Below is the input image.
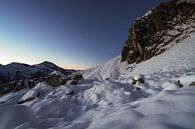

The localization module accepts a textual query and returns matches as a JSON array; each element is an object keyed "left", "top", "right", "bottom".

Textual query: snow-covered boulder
[
  {"left": 69, "top": 72, "right": 83, "bottom": 81},
  {"left": 46, "top": 71, "right": 65, "bottom": 87},
  {"left": 18, "top": 89, "right": 40, "bottom": 104},
  {"left": 132, "top": 75, "right": 145, "bottom": 85},
  {"left": 67, "top": 80, "right": 78, "bottom": 85},
  {"left": 163, "top": 84, "right": 180, "bottom": 91},
  {"left": 178, "top": 75, "right": 195, "bottom": 86},
  {"left": 174, "top": 80, "right": 183, "bottom": 88}
]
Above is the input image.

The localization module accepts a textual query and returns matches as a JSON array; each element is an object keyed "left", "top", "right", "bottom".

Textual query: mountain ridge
[{"left": 0, "top": 61, "right": 76, "bottom": 85}]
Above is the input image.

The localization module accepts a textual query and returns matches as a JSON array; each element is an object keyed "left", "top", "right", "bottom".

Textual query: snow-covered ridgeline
[{"left": 84, "top": 33, "right": 195, "bottom": 80}]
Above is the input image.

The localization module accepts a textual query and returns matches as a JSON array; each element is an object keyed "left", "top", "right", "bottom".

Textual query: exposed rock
[
  {"left": 68, "top": 72, "right": 83, "bottom": 81},
  {"left": 189, "top": 81, "right": 195, "bottom": 86},
  {"left": 17, "top": 97, "right": 36, "bottom": 104},
  {"left": 0, "top": 80, "right": 32, "bottom": 95},
  {"left": 136, "top": 87, "right": 141, "bottom": 91},
  {"left": 132, "top": 75, "right": 145, "bottom": 85},
  {"left": 175, "top": 80, "right": 184, "bottom": 88},
  {"left": 47, "top": 74, "right": 63, "bottom": 87},
  {"left": 47, "top": 70, "right": 69, "bottom": 87},
  {"left": 17, "top": 89, "right": 40, "bottom": 104},
  {"left": 67, "top": 80, "right": 78, "bottom": 85},
  {"left": 0, "top": 77, "right": 46, "bottom": 96},
  {"left": 105, "top": 78, "right": 110, "bottom": 80},
  {"left": 65, "top": 90, "right": 74, "bottom": 95},
  {"left": 31, "top": 77, "right": 47, "bottom": 87},
  {"left": 62, "top": 77, "right": 71, "bottom": 85},
  {"left": 121, "top": 0, "right": 195, "bottom": 64},
  {"left": 0, "top": 61, "right": 76, "bottom": 85}
]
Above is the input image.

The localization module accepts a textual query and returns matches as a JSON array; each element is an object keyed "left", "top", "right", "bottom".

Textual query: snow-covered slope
[
  {"left": 0, "top": 1, "right": 195, "bottom": 128},
  {"left": 84, "top": 33, "right": 195, "bottom": 80},
  {"left": 83, "top": 56, "right": 127, "bottom": 80},
  {"left": 180, "top": 0, "right": 195, "bottom": 3},
  {"left": 0, "top": 66, "right": 194, "bottom": 129},
  {"left": 0, "top": 33, "right": 194, "bottom": 128}
]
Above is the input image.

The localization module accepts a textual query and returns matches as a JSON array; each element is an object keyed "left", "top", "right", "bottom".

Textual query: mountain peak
[
  {"left": 40, "top": 61, "right": 55, "bottom": 65},
  {"left": 38, "top": 61, "right": 58, "bottom": 67}
]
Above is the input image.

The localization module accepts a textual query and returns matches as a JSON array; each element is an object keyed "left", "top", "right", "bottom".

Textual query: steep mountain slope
[
  {"left": 84, "top": 0, "right": 195, "bottom": 80},
  {"left": 121, "top": 0, "right": 195, "bottom": 64},
  {"left": 0, "top": 61, "right": 76, "bottom": 85},
  {"left": 84, "top": 33, "right": 195, "bottom": 80},
  {"left": 0, "top": 50, "right": 194, "bottom": 129}
]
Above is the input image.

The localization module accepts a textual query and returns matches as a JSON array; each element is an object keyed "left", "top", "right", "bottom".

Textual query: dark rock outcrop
[
  {"left": 0, "top": 77, "right": 47, "bottom": 96},
  {"left": 0, "top": 61, "right": 76, "bottom": 85},
  {"left": 174, "top": 80, "right": 184, "bottom": 88},
  {"left": 0, "top": 61, "right": 76, "bottom": 95},
  {"left": 189, "top": 81, "right": 195, "bottom": 86},
  {"left": 0, "top": 80, "right": 28, "bottom": 95},
  {"left": 121, "top": 0, "right": 195, "bottom": 64},
  {"left": 46, "top": 71, "right": 64, "bottom": 87},
  {"left": 47, "top": 74, "right": 63, "bottom": 86},
  {"left": 17, "top": 89, "right": 40, "bottom": 104},
  {"left": 67, "top": 80, "right": 78, "bottom": 85},
  {"left": 68, "top": 72, "right": 83, "bottom": 81}
]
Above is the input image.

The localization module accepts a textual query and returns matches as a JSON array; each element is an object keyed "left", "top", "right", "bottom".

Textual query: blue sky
[{"left": 0, "top": 0, "right": 165, "bottom": 69}]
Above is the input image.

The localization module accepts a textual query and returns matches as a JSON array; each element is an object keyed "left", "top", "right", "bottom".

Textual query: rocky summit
[{"left": 121, "top": 0, "right": 195, "bottom": 64}]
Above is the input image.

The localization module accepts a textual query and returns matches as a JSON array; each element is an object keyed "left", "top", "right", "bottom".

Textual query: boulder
[
  {"left": 65, "top": 90, "right": 74, "bottom": 95},
  {"left": 46, "top": 71, "right": 65, "bottom": 87},
  {"left": 47, "top": 74, "right": 63, "bottom": 87},
  {"left": 67, "top": 80, "right": 78, "bottom": 85},
  {"left": 17, "top": 89, "right": 40, "bottom": 104},
  {"left": 136, "top": 87, "right": 141, "bottom": 91},
  {"left": 189, "top": 82, "right": 195, "bottom": 86},
  {"left": 68, "top": 72, "right": 83, "bottom": 81},
  {"left": 62, "top": 77, "right": 71, "bottom": 84},
  {"left": 175, "top": 80, "right": 184, "bottom": 88},
  {"left": 132, "top": 75, "right": 145, "bottom": 85},
  {"left": 31, "top": 77, "right": 47, "bottom": 88}
]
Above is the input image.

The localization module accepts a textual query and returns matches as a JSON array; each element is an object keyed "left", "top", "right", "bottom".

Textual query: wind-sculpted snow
[
  {"left": 0, "top": 67, "right": 195, "bottom": 129},
  {"left": 0, "top": 35, "right": 195, "bottom": 129},
  {"left": 0, "top": 22, "right": 195, "bottom": 129}
]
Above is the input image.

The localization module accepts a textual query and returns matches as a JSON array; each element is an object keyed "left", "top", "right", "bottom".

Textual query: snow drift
[{"left": 0, "top": 33, "right": 194, "bottom": 129}]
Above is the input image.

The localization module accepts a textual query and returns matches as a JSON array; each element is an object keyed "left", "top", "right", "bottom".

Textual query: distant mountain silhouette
[{"left": 0, "top": 61, "right": 76, "bottom": 85}]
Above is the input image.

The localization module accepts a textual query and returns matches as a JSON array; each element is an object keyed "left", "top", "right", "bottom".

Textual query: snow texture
[{"left": 0, "top": 35, "right": 195, "bottom": 128}]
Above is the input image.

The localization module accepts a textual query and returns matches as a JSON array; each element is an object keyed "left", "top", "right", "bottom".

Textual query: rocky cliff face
[{"left": 121, "top": 0, "right": 195, "bottom": 64}]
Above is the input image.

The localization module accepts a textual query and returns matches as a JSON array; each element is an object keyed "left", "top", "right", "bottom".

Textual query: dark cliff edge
[{"left": 121, "top": 0, "right": 195, "bottom": 64}]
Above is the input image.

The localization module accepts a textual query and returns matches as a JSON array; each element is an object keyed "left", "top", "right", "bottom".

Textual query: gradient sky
[{"left": 0, "top": 0, "right": 165, "bottom": 69}]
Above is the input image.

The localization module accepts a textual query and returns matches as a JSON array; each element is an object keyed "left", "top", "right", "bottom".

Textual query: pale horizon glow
[
  {"left": 0, "top": 0, "right": 165, "bottom": 70},
  {"left": 0, "top": 58, "right": 89, "bottom": 70},
  {"left": 0, "top": 40, "right": 91, "bottom": 70}
]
